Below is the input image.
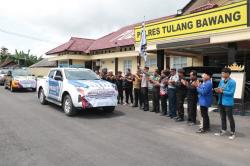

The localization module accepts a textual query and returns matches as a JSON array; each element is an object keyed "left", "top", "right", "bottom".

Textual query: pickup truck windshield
[
  {"left": 65, "top": 69, "right": 100, "bottom": 80},
  {"left": 12, "top": 69, "right": 31, "bottom": 76}
]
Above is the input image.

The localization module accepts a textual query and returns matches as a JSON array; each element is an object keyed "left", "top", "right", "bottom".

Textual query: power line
[{"left": 0, "top": 28, "right": 59, "bottom": 44}]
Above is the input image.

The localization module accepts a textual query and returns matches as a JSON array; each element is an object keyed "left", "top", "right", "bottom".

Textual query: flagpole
[{"left": 139, "top": 16, "right": 148, "bottom": 67}]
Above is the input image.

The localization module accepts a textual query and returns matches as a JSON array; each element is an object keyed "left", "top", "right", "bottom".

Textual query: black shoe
[
  {"left": 132, "top": 105, "right": 138, "bottom": 107},
  {"left": 155, "top": 111, "right": 160, "bottom": 114},
  {"left": 196, "top": 128, "right": 207, "bottom": 134},
  {"left": 173, "top": 117, "right": 178, "bottom": 120},
  {"left": 150, "top": 110, "right": 155, "bottom": 112},
  {"left": 143, "top": 109, "right": 149, "bottom": 111}
]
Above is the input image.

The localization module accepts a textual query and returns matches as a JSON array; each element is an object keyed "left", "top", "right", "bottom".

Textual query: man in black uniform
[
  {"left": 124, "top": 68, "right": 133, "bottom": 105},
  {"left": 185, "top": 70, "right": 199, "bottom": 125},
  {"left": 115, "top": 71, "right": 124, "bottom": 104},
  {"left": 175, "top": 69, "right": 187, "bottom": 122}
]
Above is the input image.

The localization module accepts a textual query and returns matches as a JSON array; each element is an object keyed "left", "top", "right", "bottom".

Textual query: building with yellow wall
[{"left": 46, "top": 0, "right": 250, "bottom": 78}]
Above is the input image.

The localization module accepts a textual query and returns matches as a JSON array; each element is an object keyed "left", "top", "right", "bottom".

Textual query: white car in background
[
  {"left": 37, "top": 68, "right": 118, "bottom": 116},
  {"left": 0, "top": 69, "right": 8, "bottom": 85}
]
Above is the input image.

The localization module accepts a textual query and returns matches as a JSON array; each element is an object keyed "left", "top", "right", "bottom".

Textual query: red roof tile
[
  {"left": 46, "top": 37, "right": 95, "bottom": 55},
  {"left": 87, "top": 15, "right": 176, "bottom": 51}
]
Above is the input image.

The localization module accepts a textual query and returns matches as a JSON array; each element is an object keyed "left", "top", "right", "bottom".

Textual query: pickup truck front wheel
[
  {"left": 39, "top": 88, "right": 48, "bottom": 105},
  {"left": 63, "top": 95, "right": 77, "bottom": 116}
]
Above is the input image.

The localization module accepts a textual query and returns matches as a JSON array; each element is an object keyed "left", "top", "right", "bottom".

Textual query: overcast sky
[{"left": 0, "top": 0, "right": 190, "bottom": 57}]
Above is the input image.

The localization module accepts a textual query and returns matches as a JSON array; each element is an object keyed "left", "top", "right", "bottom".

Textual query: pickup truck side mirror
[{"left": 54, "top": 75, "right": 63, "bottom": 81}]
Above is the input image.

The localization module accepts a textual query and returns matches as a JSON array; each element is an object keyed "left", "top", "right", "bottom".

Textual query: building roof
[
  {"left": 46, "top": 15, "right": 176, "bottom": 54},
  {"left": 29, "top": 58, "right": 57, "bottom": 68},
  {"left": 46, "top": 37, "right": 95, "bottom": 55},
  {"left": 87, "top": 15, "right": 176, "bottom": 51},
  {"left": 87, "top": 24, "right": 135, "bottom": 51},
  {"left": 0, "top": 60, "right": 18, "bottom": 68}
]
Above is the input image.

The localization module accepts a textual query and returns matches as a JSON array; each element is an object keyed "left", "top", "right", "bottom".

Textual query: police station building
[{"left": 46, "top": 0, "right": 250, "bottom": 108}]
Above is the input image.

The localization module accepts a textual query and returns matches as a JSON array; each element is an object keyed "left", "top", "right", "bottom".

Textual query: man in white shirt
[
  {"left": 167, "top": 68, "right": 179, "bottom": 118},
  {"left": 140, "top": 67, "right": 150, "bottom": 111}
]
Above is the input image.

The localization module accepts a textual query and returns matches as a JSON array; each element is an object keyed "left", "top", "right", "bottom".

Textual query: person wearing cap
[
  {"left": 141, "top": 67, "right": 150, "bottom": 111},
  {"left": 124, "top": 68, "right": 133, "bottom": 105},
  {"left": 167, "top": 68, "right": 178, "bottom": 118},
  {"left": 175, "top": 69, "right": 187, "bottom": 122},
  {"left": 214, "top": 68, "right": 236, "bottom": 140},
  {"left": 194, "top": 71, "right": 213, "bottom": 133}
]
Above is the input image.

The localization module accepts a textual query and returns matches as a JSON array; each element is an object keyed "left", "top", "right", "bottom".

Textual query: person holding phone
[{"left": 214, "top": 68, "right": 236, "bottom": 140}]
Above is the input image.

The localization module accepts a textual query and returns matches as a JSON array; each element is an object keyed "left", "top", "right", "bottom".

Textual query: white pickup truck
[{"left": 37, "top": 68, "right": 118, "bottom": 116}]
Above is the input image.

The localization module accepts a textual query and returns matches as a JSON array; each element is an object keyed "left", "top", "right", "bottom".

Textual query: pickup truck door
[{"left": 47, "top": 70, "right": 63, "bottom": 101}]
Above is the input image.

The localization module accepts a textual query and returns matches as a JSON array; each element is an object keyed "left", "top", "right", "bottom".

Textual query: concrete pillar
[
  {"left": 69, "top": 59, "right": 72, "bottom": 66},
  {"left": 228, "top": 43, "right": 237, "bottom": 65},
  {"left": 157, "top": 50, "right": 165, "bottom": 72},
  {"left": 115, "top": 58, "right": 118, "bottom": 75}
]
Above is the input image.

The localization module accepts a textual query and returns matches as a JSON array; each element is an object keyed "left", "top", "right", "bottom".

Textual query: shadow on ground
[{"left": 47, "top": 104, "right": 125, "bottom": 119}]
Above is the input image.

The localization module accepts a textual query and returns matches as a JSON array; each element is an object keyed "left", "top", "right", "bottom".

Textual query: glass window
[
  {"left": 148, "top": 58, "right": 157, "bottom": 67},
  {"left": 64, "top": 69, "right": 99, "bottom": 80},
  {"left": 48, "top": 70, "right": 56, "bottom": 78},
  {"left": 58, "top": 60, "right": 69, "bottom": 67},
  {"left": 55, "top": 70, "right": 63, "bottom": 78},
  {"left": 172, "top": 56, "right": 187, "bottom": 69},
  {"left": 12, "top": 69, "right": 31, "bottom": 76},
  {"left": 124, "top": 60, "right": 132, "bottom": 73}
]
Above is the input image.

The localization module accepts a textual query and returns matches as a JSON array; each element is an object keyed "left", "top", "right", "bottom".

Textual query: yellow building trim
[
  {"left": 210, "top": 27, "right": 250, "bottom": 44},
  {"left": 91, "top": 51, "right": 138, "bottom": 60},
  {"left": 48, "top": 55, "right": 91, "bottom": 61},
  {"left": 135, "top": 0, "right": 247, "bottom": 43}
]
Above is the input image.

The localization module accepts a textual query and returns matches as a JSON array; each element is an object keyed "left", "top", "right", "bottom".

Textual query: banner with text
[{"left": 135, "top": 0, "right": 248, "bottom": 43}]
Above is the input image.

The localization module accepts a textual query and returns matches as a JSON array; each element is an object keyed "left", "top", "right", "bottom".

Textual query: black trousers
[
  {"left": 141, "top": 87, "right": 149, "bottom": 110},
  {"left": 133, "top": 88, "right": 142, "bottom": 107},
  {"left": 118, "top": 88, "right": 123, "bottom": 103},
  {"left": 168, "top": 88, "right": 176, "bottom": 117},
  {"left": 125, "top": 87, "right": 133, "bottom": 104},
  {"left": 187, "top": 98, "right": 197, "bottom": 123},
  {"left": 152, "top": 87, "right": 160, "bottom": 112},
  {"left": 176, "top": 92, "right": 186, "bottom": 119},
  {"left": 219, "top": 105, "right": 235, "bottom": 132},
  {"left": 161, "top": 95, "right": 168, "bottom": 115},
  {"left": 200, "top": 106, "right": 210, "bottom": 130}
]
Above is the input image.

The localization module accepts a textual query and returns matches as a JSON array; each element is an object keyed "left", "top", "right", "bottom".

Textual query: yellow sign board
[{"left": 135, "top": 0, "right": 248, "bottom": 43}]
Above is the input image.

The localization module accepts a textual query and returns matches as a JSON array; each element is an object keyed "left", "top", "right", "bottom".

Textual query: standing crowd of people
[{"left": 96, "top": 66, "right": 237, "bottom": 140}]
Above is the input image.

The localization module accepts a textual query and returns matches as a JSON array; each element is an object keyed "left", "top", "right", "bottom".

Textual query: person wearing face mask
[
  {"left": 193, "top": 71, "right": 213, "bottom": 134},
  {"left": 214, "top": 68, "right": 236, "bottom": 140}
]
